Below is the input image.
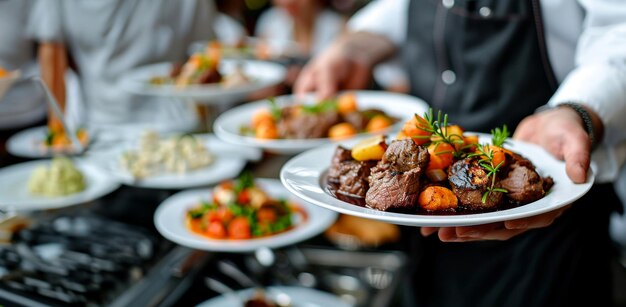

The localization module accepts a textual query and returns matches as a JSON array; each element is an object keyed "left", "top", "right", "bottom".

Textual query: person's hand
[
  {"left": 294, "top": 43, "right": 372, "bottom": 99},
  {"left": 421, "top": 106, "right": 600, "bottom": 242}
]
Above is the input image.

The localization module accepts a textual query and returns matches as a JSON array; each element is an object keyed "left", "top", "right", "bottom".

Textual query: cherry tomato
[
  {"left": 228, "top": 217, "right": 252, "bottom": 239},
  {"left": 257, "top": 208, "right": 277, "bottom": 224},
  {"left": 206, "top": 221, "right": 227, "bottom": 239}
]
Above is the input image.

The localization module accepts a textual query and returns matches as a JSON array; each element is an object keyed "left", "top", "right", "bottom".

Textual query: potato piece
[
  {"left": 351, "top": 135, "right": 387, "bottom": 161},
  {"left": 418, "top": 186, "right": 458, "bottom": 211}
]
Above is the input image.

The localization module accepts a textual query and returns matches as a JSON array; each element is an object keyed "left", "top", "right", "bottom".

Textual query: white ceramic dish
[
  {"left": 197, "top": 286, "right": 351, "bottom": 307},
  {"left": 6, "top": 126, "right": 91, "bottom": 158},
  {"left": 0, "top": 159, "right": 120, "bottom": 211},
  {"left": 100, "top": 134, "right": 258, "bottom": 189},
  {"left": 280, "top": 134, "right": 594, "bottom": 227},
  {"left": 154, "top": 179, "right": 338, "bottom": 252},
  {"left": 120, "top": 59, "right": 286, "bottom": 103},
  {"left": 213, "top": 90, "right": 429, "bottom": 155}
]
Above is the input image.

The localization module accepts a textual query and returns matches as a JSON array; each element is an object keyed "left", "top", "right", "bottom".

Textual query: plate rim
[
  {"left": 196, "top": 285, "right": 351, "bottom": 307},
  {"left": 153, "top": 178, "right": 338, "bottom": 252},
  {"left": 279, "top": 133, "right": 595, "bottom": 227}
]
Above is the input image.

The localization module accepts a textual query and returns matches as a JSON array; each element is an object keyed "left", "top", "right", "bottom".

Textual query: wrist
[{"left": 535, "top": 102, "right": 603, "bottom": 149}]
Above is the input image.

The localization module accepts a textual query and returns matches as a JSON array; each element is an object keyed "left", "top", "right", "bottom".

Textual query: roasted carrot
[
  {"left": 418, "top": 186, "right": 458, "bottom": 211},
  {"left": 329, "top": 122, "right": 357, "bottom": 140},
  {"left": 337, "top": 93, "right": 357, "bottom": 115}
]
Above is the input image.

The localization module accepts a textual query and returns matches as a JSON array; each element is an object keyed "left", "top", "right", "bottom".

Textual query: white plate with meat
[
  {"left": 279, "top": 134, "right": 594, "bottom": 227},
  {"left": 213, "top": 90, "right": 430, "bottom": 155},
  {"left": 120, "top": 59, "right": 286, "bottom": 103}
]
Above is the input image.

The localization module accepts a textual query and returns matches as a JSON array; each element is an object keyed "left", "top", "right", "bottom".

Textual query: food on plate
[
  {"left": 149, "top": 42, "right": 250, "bottom": 88},
  {"left": 325, "top": 214, "right": 400, "bottom": 248},
  {"left": 244, "top": 289, "right": 279, "bottom": 307},
  {"left": 185, "top": 174, "right": 302, "bottom": 240},
  {"left": 327, "top": 109, "right": 554, "bottom": 214},
  {"left": 245, "top": 93, "right": 398, "bottom": 140},
  {"left": 28, "top": 157, "right": 86, "bottom": 197},
  {"left": 41, "top": 127, "right": 90, "bottom": 152},
  {"left": 119, "top": 131, "right": 213, "bottom": 179}
]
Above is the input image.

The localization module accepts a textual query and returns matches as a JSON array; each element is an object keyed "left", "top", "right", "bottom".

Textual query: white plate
[
  {"left": 7, "top": 126, "right": 92, "bottom": 159},
  {"left": 0, "top": 70, "right": 20, "bottom": 101},
  {"left": 280, "top": 134, "right": 594, "bottom": 227},
  {"left": 154, "top": 179, "right": 338, "bottom": 252},
  {"left": 99, "top": 134, "right": 258, "bottom": 189},
  {"left": 213, "top": 90, "right": 429, "bottom": 155},
  {"left": 120, "top": 59, "right": 286, "bottom": 103},
  {"left": 0, "top": 159, "right": 120, "bottom": 211},
  {"left": 197, "top": 286, "right": 351, "bottom": 307}
]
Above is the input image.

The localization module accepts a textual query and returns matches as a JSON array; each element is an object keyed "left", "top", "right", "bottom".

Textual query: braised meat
[
  {"left": 501, "top": 155, "right": 553, "bottom": 204},
  {"left": 278, "top": 108, "right": 340, "bottom": 139},
  {"left": 343, "top": 112, "right": 368, "bottom": 131},
  {"left": 337, "top": 160, "right": 377, "bottom": 198},
  {"left": 364, "top": 140, "right": 429, "bottom": 211},
  {"left": 342, "top": 109, "right": 386, "bottom": 131},
  {"left": 366, "top": 165, "right": 422, "bottom": 211},
  {"left": 328, "top": 146, "right": 354, "bottom": 183},
  {"left": 382, "top": 139, "right": 430, "bottom": 172},
  {"left": 197, "top": 67, "right": 222, "bottom": 84},
  {"left": 448, "top": 158, "right": 504, "bottom": 210}
]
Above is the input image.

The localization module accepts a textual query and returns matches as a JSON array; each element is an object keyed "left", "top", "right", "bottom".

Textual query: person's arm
[
  {"left": 294, "top": 0, "right": 407, "bottom": 98},
  {"left": 423, "top": 0, "right": 626, "bottom": 242},
  {"left": 38, "top": 42, "right": 67, "bottom": 133}
]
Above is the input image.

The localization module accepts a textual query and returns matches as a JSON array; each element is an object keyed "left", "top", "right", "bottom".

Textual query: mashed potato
[{"left": 28, "top": 157, "right": 86, "bottom": 197}]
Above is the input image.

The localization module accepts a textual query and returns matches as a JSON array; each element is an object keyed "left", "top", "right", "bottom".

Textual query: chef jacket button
[
  {"left": 479, "top": 7, "right": 492, "bottom": 18},
  {"left": 442, "top": 70, "right": 456, "bottom": 85},
  {"left": 442, "top": 0, "right": 454, "bottom": 9}
]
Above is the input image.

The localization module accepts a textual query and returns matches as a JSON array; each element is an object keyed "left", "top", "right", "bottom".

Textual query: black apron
[
  {"left": 400, "top": 1, "right": 615, "bottom": 306},
  {"left": 403, "top": 0, "right": 557, "bottom": 132}
]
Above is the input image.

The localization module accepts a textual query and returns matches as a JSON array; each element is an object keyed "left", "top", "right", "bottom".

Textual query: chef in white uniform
[{"left": 27, "top": 0, "right": 218, "bottom": 133}]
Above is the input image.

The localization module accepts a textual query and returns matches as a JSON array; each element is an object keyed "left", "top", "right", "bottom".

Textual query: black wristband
[{"left": 534, "top": 102, "right": 597, "bottom": 149}]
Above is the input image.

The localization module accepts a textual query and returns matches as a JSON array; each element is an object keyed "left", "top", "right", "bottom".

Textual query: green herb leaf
[
  {"left": 267, "top": 97, "right": 282, "bottom": 121},
  {"left": 301, "top": 99, "right": 337, "bottom": 114},
  {"left": 491, "top": 125, "right": 509, "bottom": 147}
]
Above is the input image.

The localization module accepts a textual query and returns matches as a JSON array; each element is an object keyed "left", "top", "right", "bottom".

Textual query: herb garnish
[{"left": 414, "top": 108, "right": 465, "bottom": 157}]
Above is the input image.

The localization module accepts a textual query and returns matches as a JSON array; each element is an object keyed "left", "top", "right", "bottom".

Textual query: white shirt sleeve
[
  {"left": 26, "top": 0, "right": 64, "bottom": 42},
  {"left": 347, "top": 0, "right": 408, "bottom": 47},
  {"left": 547, "top": 0, "right": 626, "bottom": 181}
]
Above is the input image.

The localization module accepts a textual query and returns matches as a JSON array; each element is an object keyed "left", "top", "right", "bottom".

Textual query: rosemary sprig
[
  {"left": 468, "top": 144, "right": 508, "bottom": 203},
  {"left": 491, "top": 125, "right": 509, "bottom": 147},
  {"left": 414, "top": 108, "right": 465, "bottom": 157}
]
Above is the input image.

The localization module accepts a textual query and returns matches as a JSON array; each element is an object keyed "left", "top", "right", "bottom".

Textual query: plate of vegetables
[
  {"left": 213, "top": 90, "right": 429, "bottom": 154},
  {"left": 280, "top": 109, "right": 594, "bottom": 227},
  {"left": 154, "top": 175, "right": 337, "bottom": 252}
]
